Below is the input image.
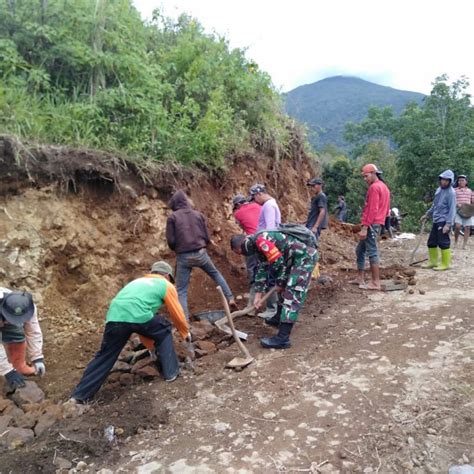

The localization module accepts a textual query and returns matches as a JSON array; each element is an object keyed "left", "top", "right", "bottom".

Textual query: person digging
[
  {"left": 230, "top": 230, "right": 317, "bottom": 349},
  {"left": 0, "top": 288, "right": 46, "bottom": 391},
  {"left": 420, "top": 170, "right": 456, "bottom": 270},
  {"left": 68, "top": 261, "right": 190, "bottom": 404}
]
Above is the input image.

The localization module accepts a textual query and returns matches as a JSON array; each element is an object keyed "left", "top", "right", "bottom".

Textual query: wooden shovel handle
[
  {"left": 230, "top": 287, "right": 278, "bottom": 318},
  {"left": 217, "top": 286, "right": 251, "bottom": 359}
]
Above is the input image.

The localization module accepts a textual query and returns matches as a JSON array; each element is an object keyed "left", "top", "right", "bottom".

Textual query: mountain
[{"left": 283, "top": 76, "right": 425, "bottom": 150}]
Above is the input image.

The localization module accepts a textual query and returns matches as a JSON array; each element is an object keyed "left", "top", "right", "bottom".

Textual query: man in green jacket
[{"left": 69, "top": 261, "right": 189, "bottom": 404}]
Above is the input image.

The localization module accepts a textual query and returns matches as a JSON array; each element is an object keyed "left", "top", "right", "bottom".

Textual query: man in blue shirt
[{"left": 421, "top": 170, "right": 457, "bottom": 270}]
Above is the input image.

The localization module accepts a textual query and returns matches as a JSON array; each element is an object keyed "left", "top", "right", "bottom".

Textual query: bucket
[{"left": 193, "top": 309, "right": 225, "bottom": 323}]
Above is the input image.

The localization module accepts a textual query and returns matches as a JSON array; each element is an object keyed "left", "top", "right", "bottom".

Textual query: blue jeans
[
  {"left": 356, "top": 224, "right": 381, "bottom": 270},
  {"left": 71, "top": 314, "right": 178, "bottom": 402},
  {"left": 175, "top": 249, "right": 233, "bottom": 319}
]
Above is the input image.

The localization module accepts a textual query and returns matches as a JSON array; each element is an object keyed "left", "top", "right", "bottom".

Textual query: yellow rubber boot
[
  {"left": 423, "top": 247, "right": 439, "bottom": 269},
  {"left": 434, "top": 248, "right": 451, "bottom": 271},
  {"left": 5, "top": 342, "right": 36, "bottom": 375}
]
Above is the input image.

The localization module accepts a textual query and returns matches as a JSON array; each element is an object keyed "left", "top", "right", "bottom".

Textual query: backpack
[{"left": 277, "top": 223, "right": 318, "bottom": 248}]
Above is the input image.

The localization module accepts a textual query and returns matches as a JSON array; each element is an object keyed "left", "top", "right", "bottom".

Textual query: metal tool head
[{"left": 226, "top": 355, "right": 254, "bottom": 369}]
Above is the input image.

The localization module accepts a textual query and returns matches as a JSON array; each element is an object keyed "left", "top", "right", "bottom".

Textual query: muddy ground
[{"left": 0, "top": 139, "right": 472, "bottom": 472}]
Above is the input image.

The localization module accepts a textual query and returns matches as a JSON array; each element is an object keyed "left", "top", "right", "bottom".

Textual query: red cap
[{"left": 362, "top": 163, "right": 378, "bottom": 174}]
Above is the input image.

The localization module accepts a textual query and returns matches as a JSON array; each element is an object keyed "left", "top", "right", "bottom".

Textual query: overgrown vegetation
[
  {"left": 0, "top": 0, "right": 292, "bottom": 169},
  {"left": 323, "top": 76, "right": 474, "bottom": 229}
]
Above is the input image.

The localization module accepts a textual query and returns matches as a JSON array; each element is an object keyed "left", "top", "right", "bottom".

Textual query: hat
[
  {"left": 362, "top": 163, "right": 379, "bottom": 174},
  {"left": 150, "top": 261, "right": 175, "bottom": 283},
  {"left": 307, "top": 177, "right": 324, "bottom": 186},
  {"left": 230, "top": 234, "right": 246, "bottom": 251},
  {"left": 232, "top": 194, "right": 247, "bottom": 209},
  {"left": 249, "top": 184, "right": 266, "bottom": 196},
  {"left": 0, "top": 291, "right": 35, "bottom": 326},
  {"left": 457, "top": 174, "right": 467, "bottom": 182}
]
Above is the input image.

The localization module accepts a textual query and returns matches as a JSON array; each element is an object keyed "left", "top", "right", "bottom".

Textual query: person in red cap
[{"left": 351, "top": 164, "right": 390, "bottom": 290}]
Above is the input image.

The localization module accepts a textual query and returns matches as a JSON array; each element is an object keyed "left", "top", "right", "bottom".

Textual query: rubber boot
[
  {"left": 260, "top": 323, "right": 293, "bottom": 349},
  {"left": 5, "top": 342, "right": 36, "bottom": 375},
  {"left": 422, "top": 247, "right": 439, "bottom": 269},
  {"left": 434, "top": 248, "right": 451, "bottom": 271}
]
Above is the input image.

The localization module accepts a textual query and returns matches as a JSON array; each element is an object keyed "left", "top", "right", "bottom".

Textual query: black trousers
[
  {"left": 71, "top": 314, "right": 179, "bottom": 402},
  {"left": 427, "top": 221, "right": 451, "bottom": 250}
]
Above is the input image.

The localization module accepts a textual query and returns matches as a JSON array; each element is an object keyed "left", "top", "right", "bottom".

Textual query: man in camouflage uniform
[{"left": 230, "top": 230, "right": 317, "bottom": 349}]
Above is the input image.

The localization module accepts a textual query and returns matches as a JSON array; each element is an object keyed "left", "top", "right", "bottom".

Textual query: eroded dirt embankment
[{"left": 0, "top": 135, "right": 330, "bottom": 402}]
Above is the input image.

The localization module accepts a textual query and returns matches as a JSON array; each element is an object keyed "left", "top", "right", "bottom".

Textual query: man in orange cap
[{"left": 351, "top": 164, "right": 390, "bottom": 290}]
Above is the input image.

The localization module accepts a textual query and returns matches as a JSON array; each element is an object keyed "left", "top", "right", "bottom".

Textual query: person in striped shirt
[{"left": 454, "top": 175, "right": 473, "bottom": 249}]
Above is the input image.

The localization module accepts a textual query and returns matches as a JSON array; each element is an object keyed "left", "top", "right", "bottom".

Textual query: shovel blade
[{"left": 226, "top": 356, "right": 254, "bottom": 369}]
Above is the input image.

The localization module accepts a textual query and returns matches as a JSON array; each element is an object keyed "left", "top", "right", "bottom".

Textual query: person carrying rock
[
  {"left": 453, "top": 174, "right": 473, "bottom": 249},
  {"left": 230, "top": 228, "right": 317, "bottom": 349},
  {"left": 232, "top": 194, "right": 261, "bottom": 310},
  {"left": 166, "top": 189, "right": 236, "bottom": 319},
  {"left": 69, "top": 261, "right": 189, "bottom": 404},
  {"left": 420, "top": 169, "right": 457, "bottom": 270},
  {"left": 0, "top": 288, "right": 45, "bottom": 391},
  {"left": 351, "top": 164, "right": 390, "bottom": 290}
]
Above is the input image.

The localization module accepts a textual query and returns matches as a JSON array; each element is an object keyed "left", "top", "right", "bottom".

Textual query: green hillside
[{"left": 284, "top": 76, "right": 425, "bottom": 150}]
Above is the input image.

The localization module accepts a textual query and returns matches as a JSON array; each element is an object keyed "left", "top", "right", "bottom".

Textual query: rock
[
  {"left": 315, "top": 275, "right": 334, "bottom": 286},
  {"left": 97, "top": 469, "right": 114, "bottom": 474},
  {"left": 1, "top": 427, "right": 34, "bottom": 449},
  {"left": 427, "top": 427, "right": 437, "bottom": 435},
  {"left": 111, "top": 361, "right": 132, "bottom": 373},
  {"left": 76, "top": 460, "right": 88, "bottom": 471},
  {"left": 403, "top": 268, "right": 416, "bottom": 277},
  {"left": 0, "top": 414, "right": 13, "bottom": 432},
  {"left": 137, "top": 461, "right": 163, "bottom": 474},
  {"left": 214, "top": 422, "right": 230, "bottom": 433},
  {"left": 120, "top": 373, "right": 134, "bottom": 386},
  {"left": 67, "top": 257, "right": 81, "bottom": 271},
  {"left": 0, "top": 398, "right": 15, "bottom": 413},
  {"left": 133, "top": 365, "right": 160, "bottom": 379},
  {"left": 13, "top": 412, "right": 39, "bottom": 429},
  {"left": 263, "top": 411, "right": 277, "bottom": 420},
  {"left": 10, "top": 381, "right": 45, "bottom": 407},
  {"left": 131, "top": 357, "right": 153, "bottom": 373},
  {"left": 194, "top": 340, "right": 217, "bottom": 354},
  {"left": 190, "top": 320, "right": 215, "bottom": 339},
  {"left": 53, "top": 457, "right": 72, "bottom": 470},
  {"left": 408, "top": 278, "right": 416, "bottom": 285},
  {"left": 409, "top": 289, "right": 415, "bottom": 294},
  {"left": 34, "top": 413, "right": 57, "bottom": 436},
  {"left": 448, "top": 466, "right": 474, "bottom": 474},
  {"left": 108, "top": 372, "right": 122, "bottom": 383}
]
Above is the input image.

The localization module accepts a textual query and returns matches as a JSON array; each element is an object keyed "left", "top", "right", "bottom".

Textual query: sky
[{"left": 133, "top": 0, "right": 474, "bottom": 96}]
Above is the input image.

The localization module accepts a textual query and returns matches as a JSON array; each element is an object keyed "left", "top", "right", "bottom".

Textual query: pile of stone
[
  {"left": 104, "top": 319, "right": 218, "bottom": 390},
  {"left": 0, "top": 381, "right": 74, "bottom": 450}
]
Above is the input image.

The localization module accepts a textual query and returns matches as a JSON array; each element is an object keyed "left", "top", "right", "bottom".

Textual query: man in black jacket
[{"left": 166, "top": 189, "right": 236, "bottom": 319}]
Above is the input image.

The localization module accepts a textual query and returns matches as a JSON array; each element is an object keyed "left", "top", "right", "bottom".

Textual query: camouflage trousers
[{"left": 280, "top": 248, "right": 318, "bottom": 323}]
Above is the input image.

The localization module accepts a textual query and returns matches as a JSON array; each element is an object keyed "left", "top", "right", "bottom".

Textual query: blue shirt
[{"left": 427, "top": 186, "right": 456, "bottom": 224}]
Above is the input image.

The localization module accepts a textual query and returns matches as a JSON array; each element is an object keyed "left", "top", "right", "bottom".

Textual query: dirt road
[
  {"left": 1, "top": 240, "right": 472, "bottom": 473},
  {"left": 95, "top": 241, "right": 472, "bottom": 473}
]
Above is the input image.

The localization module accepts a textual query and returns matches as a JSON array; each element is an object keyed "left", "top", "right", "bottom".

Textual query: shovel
[
  {"left": 408, "top": 220, "right": 426, "bottom": 265},
  {"left": 216, "top": 286, "right": 254, "bottom": 369},
  {"left": 214, "top": 287, "right": 277, "bottom": 340}
]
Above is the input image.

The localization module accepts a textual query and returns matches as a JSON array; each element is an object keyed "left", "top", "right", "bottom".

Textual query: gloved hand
[
  {"left": 5, "top": 369, "right": 26, "bottom": 390},
  {"left": 442, "top": 224, "right": 451, "bottom": 234},
  {"left": 32, "top": 358, "right": 46, "bottom": 376}
]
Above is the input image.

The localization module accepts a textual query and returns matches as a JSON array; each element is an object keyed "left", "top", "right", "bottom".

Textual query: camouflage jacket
[{"left": 253, "top": 231, "right": 317, "bottom": 292}]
